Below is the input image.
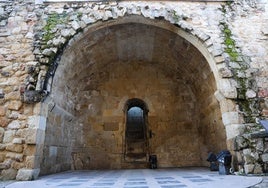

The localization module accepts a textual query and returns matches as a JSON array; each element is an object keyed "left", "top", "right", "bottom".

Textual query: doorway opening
[{"left": 124, "top": 99, "right": 149, "bottom": 162}]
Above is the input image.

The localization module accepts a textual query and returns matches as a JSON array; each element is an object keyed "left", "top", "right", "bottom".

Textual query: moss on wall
[
  {"left": 43, "top": 13, "right": 68, "bottom": 43},
  {"left": 220, "top": 3, "right": 257, "bottom": 124}
]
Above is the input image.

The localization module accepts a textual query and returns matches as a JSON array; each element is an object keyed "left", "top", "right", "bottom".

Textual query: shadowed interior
[{"left": 40, "top": 17, "right": 227, "bottom": 175}]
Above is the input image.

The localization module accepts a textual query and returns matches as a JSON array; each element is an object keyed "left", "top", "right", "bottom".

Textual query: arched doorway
[
  {"left": 124, "top": 99, "right": 149, "bottom": 163},
  {"left": 39, "top": 15, "right": 227, "bottom": 175}
]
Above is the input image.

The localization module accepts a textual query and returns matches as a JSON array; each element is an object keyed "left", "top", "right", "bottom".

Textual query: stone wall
[
  {"left": 0, "top": 0, "right": 267, "bottom": 180},
  {"left": 226, "top": 0, "right": 268, "bottom": 174},
  {"left": 43, "top": 19, "right": 225, "bottom": 171},
  {"left": 0, "top": 0, "right": 42, "bottom": 180}
]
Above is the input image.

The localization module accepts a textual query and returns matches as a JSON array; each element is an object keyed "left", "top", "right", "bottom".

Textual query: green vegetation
[
  {"left": 43, "top": 12, "right": 68, "bottom": 43},
  {"left": 220, "top": 4, "right": 255, "bottom": 124},
  {"left": 171, "top": 10, "right": 180, "bottom": 23}
]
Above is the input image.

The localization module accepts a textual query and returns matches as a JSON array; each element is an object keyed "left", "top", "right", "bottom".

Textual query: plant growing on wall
[{"left": 220, "top": 3, "right": 259, "bottom": 125}]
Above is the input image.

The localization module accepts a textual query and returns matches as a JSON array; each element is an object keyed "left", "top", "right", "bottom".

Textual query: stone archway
[{"left": 38, "top": 15, "right": 229, "bottom": 175}]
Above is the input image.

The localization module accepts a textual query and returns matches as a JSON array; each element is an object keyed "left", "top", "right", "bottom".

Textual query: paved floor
[{"left": 3, "top": 168, "right": 264, "bottom": 188}]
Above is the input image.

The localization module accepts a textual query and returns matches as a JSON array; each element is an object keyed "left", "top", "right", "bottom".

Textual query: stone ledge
[{"left": 16, "top": 168, "right": 40, "bottom": 181}]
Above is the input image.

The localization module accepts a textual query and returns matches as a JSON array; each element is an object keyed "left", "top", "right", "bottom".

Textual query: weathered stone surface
[
  {"left": 25, "top": 128, "right": 44, "bottom": 145},
  {"left": 28, "top": 115, "right": 46, "bottom": 130},
  {"left": 258, "top": 89, "right": 268, "bottom": 98},
  {"left": 244, "top": 164, "right": 255, "bottom": 174},
  {"left": 0, "top": 168, "right": 17, "bottom": 180},
  {"left": 0, "top": 117, "right": 10, "bottom": 127},
  {"left": 225, "top": 124, "right": 245, "bottom": 139},
  {"left": 0, "top": 159, "right": 12, "bottom": 170},
  {"left": 23, "top": 90, "right": 42, "bottom": 103},
  {"left": 16, "top": 168, "right": 40, "bottom": 181},
  {"left": 0, "top": 106, "right": 6, "bottom": 116},
  {"left": 5, "top": 91, "right": 20, "bottom": 100},
  {"left": 3, "top": 130, "right": 15, "bottom": 143},
  {"left": 218, "top": 79, "right": 237, "bottom": 99},
  {"left": 7, "top": 101, "right": 22, "bottom": 111},
  {"left": 222, "top": 112, "right": 241, "bottom": 126},
  {"left": 7, "top": 120, "right": 22, "bottom": 129},
  {"left": 261, "top": 153, "right": 268, "bottom": 162},
  {"left": 0, "top": 127, "right": 4, "bottom": 142},
  {"left": 253, "top": 163, "right": 263, "bottom": 174},
  {"left": 6, "top": 144, "right": 23, "bottom": 153},
  {"left": 0, "top": 0, "right": 267, "bottom": 180},
  {"left": 0, "top": 144, "right": 6, "bottom": 151},
  {"left": 25, "top": 156, "right": 36, "bottom": 169},
  {"left": 12, "top": 138, "right": 23, "bottom": 144},
  {"left": 6, "top": 152, "right": 23, "bottom": 162},
  {"left": 219, "top": 67, "right": 233, "bottom": 78},
  {"left": 246, "top": 89, "right": 257, "bottom": 99},
  {"left": 256, "top": 139, "right": 264, "bottom": 152},
  {"left": 0, "top": 153, "right": 5, "bottom": 163},
  {"left": 234, "top": 136, "right": 249, "bottom": 151}
]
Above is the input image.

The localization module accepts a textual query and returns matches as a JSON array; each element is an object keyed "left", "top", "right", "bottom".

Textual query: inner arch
[{"left": 40, "top": 16, "right": 227, "bottom": 174}]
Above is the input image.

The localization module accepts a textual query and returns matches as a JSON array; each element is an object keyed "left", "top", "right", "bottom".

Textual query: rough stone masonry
[{"left": 0, "top": 0, "right": 268, "bottom": 180}]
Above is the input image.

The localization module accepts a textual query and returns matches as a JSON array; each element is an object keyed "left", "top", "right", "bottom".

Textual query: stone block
[
  {"left": 6, "top": 144, "right": 23, "bottom": 153},
  {"left": 222, "top": 112, "right": 241, "bottom": 126},
  {"left": 27, "top": 115, "right": 46, "bottom": 130},
  {"left": 0, "top": 152, "right": 5, "bottom": 163},
  {"left": 243, "top": 148, "right": 252, "bottom": 156},
  {"left": 16, "top": 168, "right": 40, "bottom": 181},
  {"left": 214, "top": 55, "right": 225, "bottom": 64},
  {"left": 0, "top": 168, "right": 17, "bottom": 180},
  {"left": 12, "top": 161, "right": 25, "bottom": 170},
  {"left": 218, "top": 79, "right": 237, "bottom": 99},
  {"left": 256, "top": 139, "right": 264, "bottom": 152},
  {"left": 0, "top": 106, "right": 6, "bottom": 116},
  {"left": 0, "top": 127, "right": 4, "bottom": 142},
  {"left": 253, "top": 163, "right": 263, "bottom": 174},
  {"left": 0, "top": 159, "right": 11, "bottom": 170},
  {"left": 244, "top": 164, "right": 255, "bottom": 174},
  {"left": 219, "top": 67, "right": 233, "bottom": 78},
  {"left": 7, "top": 120, "right": 22, "bottom": 129},
  {"left": 6, "top": 152, "right": 23, "bottom": 162},
  {"left": 246, "top": 89, "right": 256, "bottom": 99},
  {"left": 25, "top": 156, "right": 37, "bottom": 169},
  {"left": 7, "top": 100, "right": 22, "bottom": 111},
  {"left": 25, "top": 128, "right": 45, "bottom": 145},
  {"left": 258, "top": 88, "right": 268, "bottom": 98},
  {"left": 0, "top": 144, "right": 6, "bottom": 150},
  {"left": 23, "top": 145, "right": 36, "bottom": 156},
  {"left": 12, "top": 138, "right": 24, "bottom": 144},
  {"left": 235, "top": 151, "right": 243, "bottom": 164},
  {"left": 23, "top": 90, "right": 42, "bottom": 103},
  {"left": 214, "top": 90, "right": 225, "bottom": 102},
  {"left": 261, "top": 153, "right": 268, "bottom": 162},
  {"left": 225, "top": 124, "right": 245, "bottom": 139},
  {"left": 234, "top": 136, "right": 249, "bottom": 150},
  {"left": 3, "top": 130, "right": 15, "bottom": 143},
  {"left": 5, "top": 91, "right": 20, "bottom": 100},
  {"left": 0, "top": 117, "right": 10, "bottom": 127},
  {"left": 226, "top": 137, "right": 236, "bottom": 151}
]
